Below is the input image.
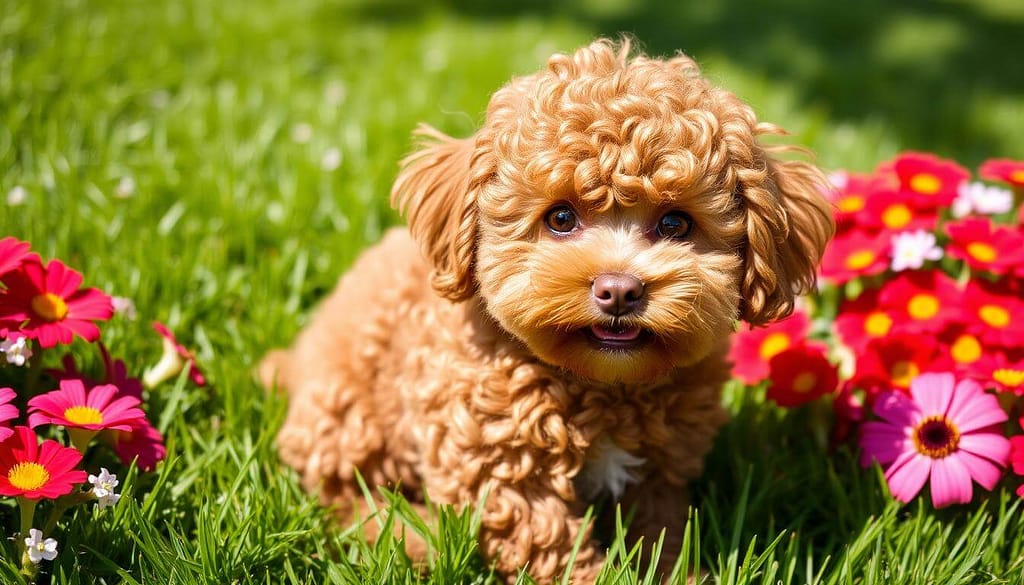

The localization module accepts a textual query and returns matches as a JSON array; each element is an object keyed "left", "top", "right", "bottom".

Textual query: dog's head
[{"left": 392, "top": 39, "right": 834, "bottom": 384}]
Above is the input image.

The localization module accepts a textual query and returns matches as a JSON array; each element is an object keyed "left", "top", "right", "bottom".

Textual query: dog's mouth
[{"left": 584, "top": 323, "right": 650, "bottom": 350}]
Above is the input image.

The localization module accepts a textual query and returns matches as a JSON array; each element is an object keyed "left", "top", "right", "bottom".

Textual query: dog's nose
[{"left": 591, "top": 273, "right": 645, "bottom": 316}]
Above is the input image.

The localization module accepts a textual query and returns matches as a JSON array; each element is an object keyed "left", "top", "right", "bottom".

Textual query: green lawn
[{"left": 2, "top": 0, "right": 1024, "bottom": 582}]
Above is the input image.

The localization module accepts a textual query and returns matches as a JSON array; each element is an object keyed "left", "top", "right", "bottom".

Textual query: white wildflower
[
  {"left": 290, "top": 122, "right": 313, "bottom": 144},
  {"left": 7, "top": 185, "right": 27, "bottom": 206},
  {"left": 111, "top": 296, "right": 138, "bottom": 320},
  {"left": 24, "top": 529, "right": 58, "bottom": 563},
  {"left": 891, "top": 230, "right": 943, "bottom": 272},
  {"left": 951, "top": 181, "right": 1013, "bottom": 218},
  {"left": 320, "top": 147, "right": 342, "bottom": 171},
  {"left": 88, "top": 468, "right": 122, "bottom": 509},
  {"left": 1, "top": 336, "right": 33, "bottom": 367},
  {"left": 115, "top": 176, "right": 136, "bottom": 199},
  {"left": 324, "top": 81, "right": 346, "bottom": 106}
]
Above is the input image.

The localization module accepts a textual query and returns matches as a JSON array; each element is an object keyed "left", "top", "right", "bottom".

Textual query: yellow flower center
[
  {"left": 759, "top": 332, "right": 791, "bottom": 361},
  {"left": 845, "top": 250, "right": 877, "bottom": 270},
  {"left": 950, "top": 334, "right": 982, "bottom": 364},
  {"left": 979, "top": 304, "right": 1010, "bottom": 329},
  {"left": 8, "top": 462, "right": 50, "bottom": 491},
  {"left": 63, "top": 406, "right": 104, "bottom": 425},
  {"left": 838, "top": 194, "right": 865, "bottom": 213},
  {"left": 993, "top": 369, "right": 1024, "bottom": 388},
  {"left": 864, "top": 311, "right": 893, "bottom": 337},
  {"left": 882, "top": 203, "right": 913, "bottom": 229},
  {"left": 966, "top": 242, "right": 997, "bottom": 264},
  {"left": 890, "top": 360, "right": 920, "bottom": 389},
  {"left": 792, "top": 372, "right": 818, "bottom": 393},
  {"left": 1009, "top": 169, "right": 1024, "bottom": 183},
  {"left": 913, "top": 415, "right": 960, "bottom": 459},
  {"left": 909, "top": 173, "right": 942, "bottom": 195},
  {"left": 907, "top": 293, "right": 940, "bottom": 321},
  {"left": 30, "top": 293, "right": 69, "bottom": 322}
]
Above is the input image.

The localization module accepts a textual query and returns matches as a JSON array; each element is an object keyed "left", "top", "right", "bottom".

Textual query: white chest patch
[{"left": 575, "top": 435, "right": 646, "bottom": 501}]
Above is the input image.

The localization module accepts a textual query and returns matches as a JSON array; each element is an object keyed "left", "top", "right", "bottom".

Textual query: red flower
[
  {"left": 0, "top": 236, "right": 36, "bottom": 278},
  {"left": 945, "top": 218, "right": 1024, "bottom": 275},
  {"left": 979, "top": 158, "right": 1024, "bottom": 188},
  {"left": 828, "top": 172, "right": 877, "bottom": 228},
  {"left": 932, "top": 326, "right": 987, "bottom": 376},
  {"left": 877, "top": 270, "right": 963, "bottom": 335},
  {"left": 28, "top": 378, "right": 146, "bottom": 433},
  {"left": 728, "top": 311, "right": 810, "bottom": 385},
  {"left": 766, "top": 343, "right": 838, "bottom": 407},
  {"left": 890, "top": 152, "right": 969, "bottom": 208},
  {"left": 48, "top": 344, "right": 143, "bottom": 400},
  {"left": 0, "top": 426, "right": 87, "bottom": 499},
  {"left": 850, "top": 333, "right": 939, "bottom": 395},
  {"left": 833, "top": 287, "right": 894, "bottom": 351},
  {"left": 963, "top": 279, "right": 1024, "bottom": 348},
  {"left": 819, "top": 229, "right": 890, "bottom": 285},
  {"left": 860, "top": 190, "right": 937, "bottom": 233},
  {"left": 0, "top": 259, "right": 113, "bottom": 348},
  {"left": 968, "top": 351, "right": 1024, "bottom": 395}
]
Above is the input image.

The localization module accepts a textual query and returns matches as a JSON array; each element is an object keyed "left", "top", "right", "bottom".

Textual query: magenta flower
[
  {"left": 860, "top": 372, "right": 1010, "bottom": 508},
  {"left": 0, "top": 426, "right": 87, "bottom": 500},
  {"left": 105, "top": 418, "right": 166, "bottom": 471},
  {"left": 0, "top": 387, "right": 18, "bottom": 442},
  {"left": 0, "top": 259, "right": 113, "bottom": 348},
  {"left": 0, "top": 236, "right": 36, "bottom": 277},
  {"left": 28, "top": 379, "right": 146, "bottom": 433},
  {"left": 48, "top": 344, "right": 143, "bottom": 400}
]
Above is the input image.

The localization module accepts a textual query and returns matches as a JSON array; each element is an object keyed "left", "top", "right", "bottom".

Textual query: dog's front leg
[{"left": 618, "top": 474, "right": 691, "bottom": 581}]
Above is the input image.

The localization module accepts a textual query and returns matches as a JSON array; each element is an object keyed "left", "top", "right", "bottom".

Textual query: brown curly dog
[{"left": 260, "top": 38, "right": 833, "bottom": 584}]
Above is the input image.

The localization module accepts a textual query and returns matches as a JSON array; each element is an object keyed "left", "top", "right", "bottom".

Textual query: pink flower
[
  {"left": 28, "top": 378, "right": 146, "bottom": 433},
  {"left": 0, "top": 259, "right": 113, "bottom": 348},
  {"left": 104, "top": 418, "right": 166, "bottom": 471},
  {"left": 0, "top": 236, "right": 36, "bottom": 277},
  {"left": 860, "top": 372, "right": 1010, "bottom": 508},
  {"left": 48, "top": 344, "right": 143, "bottom": 400},
  {"left": 146, "top": 321, "right": 206, "bottom": 387},
  {"left": 0, "top": 387, "right": 18, "bottom": 442},
  {"left": 0, "top": 426, "right": 87, "bottom": 499}
]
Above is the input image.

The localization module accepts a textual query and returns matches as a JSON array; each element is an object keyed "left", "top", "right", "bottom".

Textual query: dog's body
[{"left": 262, "top": 39, "right": 833, "bottom": 583}]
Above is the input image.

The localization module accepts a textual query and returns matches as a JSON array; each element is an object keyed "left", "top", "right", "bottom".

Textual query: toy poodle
[{"left": 260, "top": 38, "right": 834, "bottom": 583}]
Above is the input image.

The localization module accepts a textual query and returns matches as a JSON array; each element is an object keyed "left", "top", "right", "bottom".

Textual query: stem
[
  {"left": 16, "top": 497, "right": 38, "bottom": 577},
  {"left": 67, "top": 428, "right": 98, "bottom": 454},
  {"left": 23, "top": 340, "right": 44, "bottom": 395}
]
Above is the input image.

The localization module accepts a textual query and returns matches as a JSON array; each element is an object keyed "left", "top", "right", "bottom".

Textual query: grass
[{"left": 2, "top": 0, "right": 1024, "bottom": 582}]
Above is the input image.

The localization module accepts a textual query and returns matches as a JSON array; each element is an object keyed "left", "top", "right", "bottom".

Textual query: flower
[
  {"left": 145, "top": 321, "right": 205, "bottom": 387},
  {"left": 105, "top": 418, "right": 166, "bottom": 471},
  {"left": 833, "top": 288, "right": 894, "bottom": 352},
  {"left": 1, "top": 335, "right": 33, "bottom": 366},
  {"left": 826, "top": 171, "right": 876, "bottom": 227},
  {"left": 945, "top": 218, "right": 1024, "bottom": 275},
  {"left": 23, "top": 529, "right": 58, "bottom": 564},
  {"left": 859, "top": 373, "right": 1010, "bottom": 508},
  {"left": 766, "top": 343, "right": 838, "bottom": 407},
  {"left": 6, "top": 185, "right": 27, "bottom": 206},
  {"left": 0, "top": 387, "right": 17, "bottom": 442},
  {"left": 28, "top": 378, "right": 146, "bottom": 434},
  {"left": 861, "top": 190, "right": 937, "bottom": 233},
  {"left": 877, "top": 270, "right": 963, "bottom": 335},
  {"left": 114, "top": 176, "right": 136, "bottom": 199},
  {"left": 728, "top": 311, "right": 810, "bottom": 385},
  {"left": 952, "top": 181, "right": 1014, "bottom": 218},
  {"left": 962, "top": 280, "right": 1024, "bottom": 348},
  {"left": 890, "top": 152, "right": 969, "bottom": 209},
  {"left": 851, "top": 333, "right": 938, "bottom": 394},
  {"left": 111, "top": 296, "right": 138, "bottom": 320},
  {"left": 320, "top": 147, "right": 342, "bottom": 171},
  {"left": 87, "top": 467, "right": 121, "bottom": 509},
  {"left": 968, "top": 352, "right": 1024, "bottom": 395},
  {"left": 0, "top": 236, "right": 34, "bottom": 277},
  {"left": 0, "top": 426, "right": 86, "bottom": 499},
  {"left": 0, "top": 259, "right": 114, "bottom": 348},
  {"left": 889, "top": 230, "right": 943, "bottom": 272},
  {"left": 48, "top": 345, "right": 144, "bottom": 400},
  {"left": 979, "top": 158, "right": 1024, "bottom": 188},
  {"left": 819, "top": 228, "right": 890, "bottom": 284}
]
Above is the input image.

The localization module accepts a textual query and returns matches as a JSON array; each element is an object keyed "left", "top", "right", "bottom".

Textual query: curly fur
[{"left": 261, "top": 38, "right": 834, "bottom": 584}]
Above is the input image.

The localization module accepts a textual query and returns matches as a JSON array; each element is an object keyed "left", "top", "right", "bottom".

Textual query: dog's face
[{"left": 393, "top": 40, "right": 834, "bottom": 384}]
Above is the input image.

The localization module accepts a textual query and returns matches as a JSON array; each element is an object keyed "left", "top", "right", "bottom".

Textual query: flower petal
[
  {"left": 910, "top": 372, "right": 956, "bottom": 416},
  {"left": 885, "top": 450, "right": 931, "bottom": 503},
  {"left": 860, "top": 422, "right": 911, "bottom": 466},
  {"left": 958, "top": 432, "right": 1011, "bottom": 468},
  {"left": 872, "top": 391, "right": 921, "bottom": 427},
  {"left": 953, "top": 450, "right": 1005, "bottom": 491},
  {"left": 929, "top": 456, "right": 973, "bottom": 508}
]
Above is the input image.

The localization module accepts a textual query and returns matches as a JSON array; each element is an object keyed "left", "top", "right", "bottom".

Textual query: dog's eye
[
  {"left": 544, "top": 206, "right": 578, "bottom": 234},
  {"left": 657, "top": 211, "right": 693, "bottom": 239}
]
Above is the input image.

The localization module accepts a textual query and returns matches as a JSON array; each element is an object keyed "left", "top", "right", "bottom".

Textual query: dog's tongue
[{"left": 590, "top": 324, "right": 642, "bottom": 342}]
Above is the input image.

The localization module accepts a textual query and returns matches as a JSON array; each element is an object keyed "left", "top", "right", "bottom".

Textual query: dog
[{"left": 260, "top": 38, "right": 834, "bottom": 583}]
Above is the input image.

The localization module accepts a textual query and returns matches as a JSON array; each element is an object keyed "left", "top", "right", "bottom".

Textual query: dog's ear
[
  {"left": 737, "top": 139, "right": 834, "bottom": 326},
  {"left": 391, "top": 124, "right": 479, "bottom": 301}
]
